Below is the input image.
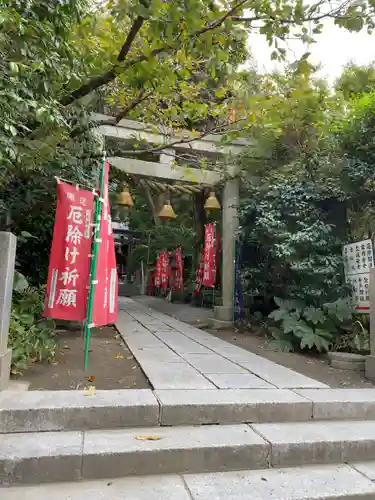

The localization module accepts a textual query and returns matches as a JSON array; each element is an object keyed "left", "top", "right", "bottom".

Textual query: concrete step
[
  {"left": 3, "top": 463, "right": 375, "bottom": 499},
  {"left": 0, "top": 424, "right": 268, "bottom": 485},
  {"left": 4, "top": 388, "right": 375, "bottom": 433},
  {"left": 4, "top": 420, "right": 375, "bottom": 485}
]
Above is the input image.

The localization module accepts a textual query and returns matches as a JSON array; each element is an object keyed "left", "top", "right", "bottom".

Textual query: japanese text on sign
[{"left": 343, "top": 239, "right": 374, "bottom": 313}]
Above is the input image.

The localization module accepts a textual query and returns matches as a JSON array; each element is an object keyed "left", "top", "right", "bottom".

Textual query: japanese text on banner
[
  {"left": 202, "top": 223, "right": 215, "bottom": 287},
  {"left": 44, "top": 182, "right": 94, "bottom": 321}
]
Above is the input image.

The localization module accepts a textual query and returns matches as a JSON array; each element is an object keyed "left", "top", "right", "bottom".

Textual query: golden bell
[
  {"left": 117, "top": 184, "right": 134, "bottom": 208},
  {"left": 158, "top": 200, "right": 177, "bottom": 220},
  {"left": 204, "top": 191, "right": 221, "bottom": 211}
]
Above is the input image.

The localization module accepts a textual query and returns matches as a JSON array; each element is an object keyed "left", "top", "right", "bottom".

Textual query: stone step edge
[
  {"left": 3, "top": 421, "right": 375, "bottom": 485},
  {"left": 2, "top": 463, "right": 375, "bottom": 499},
  {"left": 4, "top": 388, "right": 375, "bottom": 432}
]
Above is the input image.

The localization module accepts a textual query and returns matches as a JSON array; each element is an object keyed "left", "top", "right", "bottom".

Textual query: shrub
[
  {"left": 268, "top": 296, "right": 355, "bottom": 352},
  {"left": 9, "top": 273, "right": 57, "bottom": 373}
]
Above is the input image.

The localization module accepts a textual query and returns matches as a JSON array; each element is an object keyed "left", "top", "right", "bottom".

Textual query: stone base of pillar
[
  {"left": 214, "top": 305, "right": 233, "bottom": 322},
  {"left": 0, "top": 348, "right": 11, "bottom": 391},
  {"left": 210, "top": 318, "right": 232, "bottom": 330},
  {"left": 365, "top": 355, "right": 375, "bottom": 381}
]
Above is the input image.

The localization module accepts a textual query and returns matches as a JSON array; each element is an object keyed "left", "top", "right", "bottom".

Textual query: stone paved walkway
[
  {"left": 132, "top": 295, "right": 214, "bottom": 327},
  {"left": 117, "top": 298, "right": 328, "bottom": 390}
]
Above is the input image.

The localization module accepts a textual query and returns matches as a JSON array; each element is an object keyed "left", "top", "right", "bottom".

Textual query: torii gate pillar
[{"left": 213, "top": 177, "right": 240, "bottom": 327}]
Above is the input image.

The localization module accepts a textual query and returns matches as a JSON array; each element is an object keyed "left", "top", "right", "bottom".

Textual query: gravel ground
[{"left": 15, "top": 326, "right": 150, "bottom": 391}]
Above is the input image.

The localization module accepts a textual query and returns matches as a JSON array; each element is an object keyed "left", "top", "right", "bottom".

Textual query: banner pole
[{"left": 84, "top": 154, "right": 106, "bottom": 370}]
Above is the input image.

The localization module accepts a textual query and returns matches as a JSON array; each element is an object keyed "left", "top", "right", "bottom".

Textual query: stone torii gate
[{"left": 95, "top": 114, "right": 244, "bottom": 327}]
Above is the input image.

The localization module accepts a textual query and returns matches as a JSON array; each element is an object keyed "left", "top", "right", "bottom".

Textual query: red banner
[
  {"left": 203, "top": 223, "right": 215, "bottom": 287},
  {"left": 160, "top": 251, "right": 170, "bottom": 293},
  {"left": 215, "top": 230, "right": 221, "bottom": 286},
  {"left": 44, "top": 182, "right": 94, "bottom": 321},
  {"left": 154, "top": 255, "right": 161, "bottom": 288},
  {"left": 194, "top": 258, "right": 204, "bottom": 296},
  {"left": 92, "top": 161, "right": 118, "bottom": 326},
  {"left": 174, "top": 247, "right": 184, "bottom": 291}
]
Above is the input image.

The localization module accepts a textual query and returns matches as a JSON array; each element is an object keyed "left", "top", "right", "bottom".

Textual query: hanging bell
[
  {"left": 158, "top": 200, "right": 177, "bottom": 220},
  {"left": 204, "top": 191, "right": 221, "bottom": 211},
  {"left": 117, "top": 184, "right": 134, "bottom": 208}
]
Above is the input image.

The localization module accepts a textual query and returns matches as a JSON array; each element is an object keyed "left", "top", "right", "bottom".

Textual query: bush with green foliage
[
  {"left": 9, "top": 272, "right": 56, "bottom": 373},
  {"left": 268, "top": 296, "right": 355, "bottom": 352}
]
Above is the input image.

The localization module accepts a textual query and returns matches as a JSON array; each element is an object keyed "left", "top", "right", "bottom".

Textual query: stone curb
[
  {"left": 4, "top": 388, "right": 375, "bottom": 433},
  {"left": 4, "top": 421, "right": 375, "bottom": 485},
  {"left": 0, "top": 424, "right": 269, "bottom": 485}
]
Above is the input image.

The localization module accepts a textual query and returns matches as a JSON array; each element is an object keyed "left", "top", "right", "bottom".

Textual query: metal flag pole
[{"left": 84, "top": 153, "right": 106, "bottom": 370}]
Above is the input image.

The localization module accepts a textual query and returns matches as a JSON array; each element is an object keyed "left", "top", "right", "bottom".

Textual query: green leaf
[
  {"left": 13, "top": 271, "right": 29, "bottom": 293},
  {"left": 268, "top": 308, "right": 289, "bottom": 322},
  {"left": 299, "top": 328, "right": 333, "bottom": 352},
  {"left": 303, "top": 306, "right": 326, "bottom": 325}
]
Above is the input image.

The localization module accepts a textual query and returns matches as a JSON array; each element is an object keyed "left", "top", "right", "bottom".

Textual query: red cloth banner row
[{"left": 154, "top": 247, "right": 184, "bottom": 293}]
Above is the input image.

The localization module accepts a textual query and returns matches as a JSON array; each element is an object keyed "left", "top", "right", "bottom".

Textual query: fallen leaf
[
  {"left": 87, "top": 375, "right": 96, "bottom": 382},
  {"left": 63, "top": 345, "right": 70, "bottom": 349},
  {"left": 107, "top": 481, "right": 113, "bottom": 486},
  {"left": 126, "top": 356, "right": 133, "bottom": 360},
  {"left": 136, "top": 436, "right": 162, "bottom": 441},
  {"left": 84, "top": 385, "right": 96, "bottom": 396},
  {"left": 50, "top": 361, "right": 59, "bottom": 366},
  {"left": 115, "top": 353, "right": 123, "bottom": 359},
  {"left": 132, "top": 366, "right": 137, "bottom": 370}
]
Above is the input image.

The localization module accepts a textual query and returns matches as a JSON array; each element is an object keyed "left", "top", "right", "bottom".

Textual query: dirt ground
[
  {"left": 209, "top": 327, "right": 375, "bottom": 389},
  {"left": 16, "top": 326, "right": 150, "bottom": 391}
]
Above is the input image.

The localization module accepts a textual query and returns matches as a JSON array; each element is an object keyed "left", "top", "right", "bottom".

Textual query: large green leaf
[
  {"left": 303, "top": 306, "right": 326, "bottom": 325},
  {"left": 13, "top": 271, "right": 29, "bottom": 293},
  {"left": 299, "top": 328, "right": 333, "bottom": 352}
]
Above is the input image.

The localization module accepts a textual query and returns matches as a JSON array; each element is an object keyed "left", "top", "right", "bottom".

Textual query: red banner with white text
[
  {"left": 160, "top": 251, "right": 170, "bottom": 293},
  {"left": 202, "top": 223, "right": 215, "bottom": 287},
  {"left": 92, "top": 161, "right": 118, "bottom": 326},
  {"left": 154, "top": 255, "right": 161, "bottom": 288},
  {"left": 44, "top": 182, "right": 94, "bottom": 321},
  {"left": 174, "top": 247, "right": 184, "bottom": 291}
]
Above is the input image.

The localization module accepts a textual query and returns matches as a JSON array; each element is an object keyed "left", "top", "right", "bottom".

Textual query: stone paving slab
[
  {"left": 350, "top": 461, "right": 375, "bottom": 481},
  {"left": 180, "top": 354, "right": 250, "bottom": 374},
  {"left": 238, "top": 359, "right": 328, "bottom": 389},
  {"left": 116, "top": 304, "right": 328, "bottom": 390},
  {"left": 82, "top": 424, "right": 269, "bottom": 479},
  {"left": 204, "top": 373, "right": 276, "bottom": 389},
  {"left": 130, "top": 347, "right": 182, "bottom": 364},
  {"left": 1, "top": 475, "right": 191, "bottom": 500},
  {"left": 0, "top": 389, "right": 159, "bottom": 433},
  {"left": 138, "top": 362, "right": 216, "bottom": 390},
  {"left": 252, "top": 420, "right": 375, "bottom": 467},
  {"left": 183, "top": 464, "right": 375, "bottom": 500},
  {"left": 156, "top": 389, "right": 312, "bottom": 425},
  {"left": 295, "top": 389, "right": 375, "bottom": 420},
  {"left": 0, "top": 430, "right": 83, "bottom": 485}
]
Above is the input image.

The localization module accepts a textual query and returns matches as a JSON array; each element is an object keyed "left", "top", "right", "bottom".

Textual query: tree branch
[
  {"left": 61, "top": 5, "right": 148, "bottom": 106},
  {"left": 60, "top": 0, "right": 248, "bottom": 106},
  {"left": 115, "top": 88, "right": 151, "bottom": 123}
]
